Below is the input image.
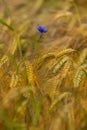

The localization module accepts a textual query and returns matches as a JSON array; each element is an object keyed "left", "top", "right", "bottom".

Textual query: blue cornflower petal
[
  {"left": 42, "top": 26, "right": 48, "bottom": 33},
  {"left": 37, "top": 26, "right": 42, "bottom": 32},
  {"left": 37, "top": 26, "right": 48, "bottom": 37}
]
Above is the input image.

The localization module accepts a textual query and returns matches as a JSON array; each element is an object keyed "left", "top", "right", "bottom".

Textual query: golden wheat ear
[
  {"left": 58, "top": 60, "right": 72, "bottom": 82},
  {"left": 25, "top": 61, "right": 43, "bottom": 95},
  {"left": 78, "top": 48, "right": 87, "bottom": 65},
  {"left": 36, "top": 49, "right": 75, "bottom": 70},
  {"left": 10, "top": 72, "right": 19, "bottom": 88},
  {"left": 0, "top": 55, "right": 8, "bottom": 68},
  {"left": 53, "top": 56, "right": 69, "bottom": 74},
  {"left": 24, "top": 61, "right": 34, "bottom": 86},
  {"left": 56, "top": 48, "right": 75, "bottom": 59},
  {"left": 36, "top": 53, "right": 56, "bottom": 69},
  {"left": 73, "top": 67, "right": 87, "bottom": 88}
]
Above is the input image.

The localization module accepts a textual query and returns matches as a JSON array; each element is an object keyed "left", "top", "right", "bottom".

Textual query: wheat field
[{"left": 0, "top": 0, "right": 87, "bottom": 130}]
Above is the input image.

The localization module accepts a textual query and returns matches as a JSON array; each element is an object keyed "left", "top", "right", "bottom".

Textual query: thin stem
[
  {"left": 1, "top": 0, "right": 11, "bottom": 18},
  {"left": 17, "top": 34, "right": 29, "bottom": 84}
]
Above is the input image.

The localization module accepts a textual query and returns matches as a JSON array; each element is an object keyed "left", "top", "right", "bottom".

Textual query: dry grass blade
[
  {"left": 53, "top": 11, "right": 72, "bottom": 21},
  {"left": 65, "top": 102, "right": 75, "bottom": 130},
  {"left": 33, "top": 0, "right": 44, "bottom": 14},
  {"left": 2, "top": 87, "right": 30, "bottom": 107},
  {"left": 49, "top": 92, "right": 71, "bottom": 111},
  {"left": 8, "top": 35, "right": 19, "bottom": 55}
]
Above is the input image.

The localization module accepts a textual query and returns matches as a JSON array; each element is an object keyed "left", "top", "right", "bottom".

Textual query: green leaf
[
  {"left": 33, "top": 95, "right": 43, "bottom": 126},
  {"left": 0, "top": 18, "right": 14, "bottom": 31}
]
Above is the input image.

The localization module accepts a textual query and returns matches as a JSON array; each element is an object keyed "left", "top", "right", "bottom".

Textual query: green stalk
[{"left": 17, "top": 34, "right": 28, "bottom": 84}]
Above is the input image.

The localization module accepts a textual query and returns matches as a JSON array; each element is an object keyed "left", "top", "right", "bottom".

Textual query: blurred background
[{"left": 0, "top": 0, "right": 87, "bottom": 130}]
